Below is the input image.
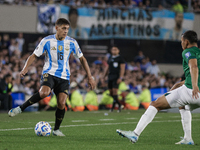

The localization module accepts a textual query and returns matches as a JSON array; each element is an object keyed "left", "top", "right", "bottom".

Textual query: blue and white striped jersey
[{"left": 33, "top": 34, "right": 83, "bottom": 80}]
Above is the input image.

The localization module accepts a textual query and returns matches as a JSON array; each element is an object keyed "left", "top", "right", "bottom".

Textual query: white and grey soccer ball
[{"left": 34, "top": 121, "right": 51, "bottom": 136}]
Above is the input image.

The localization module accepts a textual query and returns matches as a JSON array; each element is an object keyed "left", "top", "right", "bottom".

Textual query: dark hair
[
  {"left": 55, "top": 18, "right": 70, "bottom": 26},
  {"left": 182, "top": 30, "right": 198, "bottom": 44},
  {"left": 4, "top": 74, "right": 12, "bottom": 80},
  {"left": 68, "top": 8, "right": 78, "bottom": 16}
]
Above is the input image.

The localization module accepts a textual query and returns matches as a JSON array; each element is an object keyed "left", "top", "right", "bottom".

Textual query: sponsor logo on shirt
[
  {"left": 58, "top": 45, "right": 63, "bottom": 51},
  {"left": 51, "top": 47, "right": 56, "bottom": 50},
  {"left": 113, "top": 62, "right": 118, "bottom": 68},
  {"left": 65, "top": 45, "right": 70, "bottom": 51},
  {"left": 185, "top": 52, "right": 191, "bottom": 59}
]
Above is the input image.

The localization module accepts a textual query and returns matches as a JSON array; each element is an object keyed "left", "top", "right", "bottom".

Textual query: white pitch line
[
  {"left": 170, "top": 116, "right": 181, "bottom": 118},
  {"left": 1, "top": 119, "right": 200, "bottom": 132},
  {"left": 125, "top": 118, "right": 137, "bottom": 120},
  {"left": 154, "top": 117, "right": 162, "bottom": 119},
  {"left": 0, "top": 128, "right": 33, "bottom": 131},
  {"left": 99, "top": 119, "right": 115, "bottom": 121},
  {"left": 87, "top": 111, "right": 108, "bottom": 113},
  {"left": 71, "top": 120, "right": 88, "bottom": 122}
]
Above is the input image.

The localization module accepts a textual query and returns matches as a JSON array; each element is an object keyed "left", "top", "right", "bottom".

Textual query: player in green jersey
[{"left": 116, "top": 30, "right": 200, "bottom": 145}]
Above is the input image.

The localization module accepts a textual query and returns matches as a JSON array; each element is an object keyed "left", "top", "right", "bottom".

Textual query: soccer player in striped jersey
[{"left": 8, "top": 18, "right": 95, "bottom": 136}]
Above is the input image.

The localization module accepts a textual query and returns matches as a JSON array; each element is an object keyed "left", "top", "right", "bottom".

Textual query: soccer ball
[{"left": 34, "top": 121, "right": 51, "bottom": 136}]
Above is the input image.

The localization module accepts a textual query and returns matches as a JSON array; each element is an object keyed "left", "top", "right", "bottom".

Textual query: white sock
[
  {"left": 179, "top": 109, "right": 192, "bottom": 141},
  {"left": 134, "top": 105, "right": 158, "bottom": 136}
]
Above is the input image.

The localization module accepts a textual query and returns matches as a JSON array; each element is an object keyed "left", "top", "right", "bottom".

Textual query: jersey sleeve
[
  {"left": 72, "top": 40, "right": 83, "bottom": 59},
  {"left": 182, "top": 49, "right": 196, "bottom": 64},
  {"left": 120, "top": 56, "right": 125, "bottom": 64},
  {"left": 33, "top": 39, "right": 46, "bottom": 57}
]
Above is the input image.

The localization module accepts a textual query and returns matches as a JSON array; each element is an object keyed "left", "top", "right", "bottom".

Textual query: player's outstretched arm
[
  {"left": 20, "top": 53, "right": 37, "bottom": 78},
  {"left": 189, "top": 58, "right": 200, "bottom": 99},
  {"left": 79, "top": 56, "right": 96, "bottom": 90}
]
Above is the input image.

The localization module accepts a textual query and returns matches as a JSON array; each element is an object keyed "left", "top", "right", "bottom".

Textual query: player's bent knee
[
  {"left": 39, "top": 91, "right": 50, "bottom": 98},
  {"left": 57, "top": 103, "right": 65, "bottom": 109}
]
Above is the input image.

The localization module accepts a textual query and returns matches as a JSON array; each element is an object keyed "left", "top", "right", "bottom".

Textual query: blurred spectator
[
  {"left": 69, "top": 82, "right": 85, "bottom": 111},
  {"left": 127, "top": 61, "right": 140, "bottom": 71},
  {"left": 172, "top": 0, "right": 184, "bottom": 13},
  {"left": 93, "top": 57, "right": 102, "bottom": 65},
  {"left": 132, "top": 0, "right": 143, "bottom": 6},
  {"left": 138, "top": 85, "right": 151, "bottom": 109},
  {"left": 165, "top": 12, "right": 185, "bottom": 41},
  {"left": 159, "top": 74, "right": 166, "bottom": 87},
  {"left": 134, "top": 51, "right": 145, "bottom": 63},
  {"left": 192, "top": 0, "right": 200, "bottom": 12},
  {"left": 0, "top": 74, "right": 13, "bottom": 111},
  {"left": 146, "top": 59, "right": 160, "bottom": 77},
  {"left": 144, "top": 0, "right": 151, "bottom": 9},
  {"left": 99, "top": 89, "right": 113, "bottom": 109},
  {"left": 8, "top": 39, "right": 17, "bottom": 56},
  {"left": 16, "top": 33, "right": 25, "bottom": 53},
  {"left": 140, "top": 58, "right": 150, "bottom": 73},
  {"left": 123, "top": 90, "right": 139, "bottom": 110},
  {"left": 84, "top": 87, "right": 99, "bottom": 111},
  {"left": 24, "top": 81, "right": 33, "bottom": 95},
  {"left": 98, "top": 0, "right": 106, "bottom": 8},
  {"left": 2, "top": 34, "right": 10, "bottom": 49}
]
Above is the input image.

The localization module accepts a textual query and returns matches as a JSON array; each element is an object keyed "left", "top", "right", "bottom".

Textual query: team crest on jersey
[
  {"left": 113, "top": 62, "right": 118, "bottom": 68},
  {"left": 51, "top": 47, "right": 56, "bottom": 50},
  {"left": 65, "top": 45, "right": 70, "bottom": 51},
  {"left": 58, "top": 45, "right": 63, "bottom": 51},
  {"left": 185, "top": 52, "right": 191, "bottom": 59}
]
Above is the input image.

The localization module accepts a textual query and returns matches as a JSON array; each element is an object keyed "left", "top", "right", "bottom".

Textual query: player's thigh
[
  {"left": 151, "top": 95, "right": 171, "bottom": 110},
  {"left": 54, "top": 79, "right": 69, "bottom": 97},
  {"left": 164, "top": 85, "right": 189, "bottom": 108},
  {"left": 40, "top": 73, "right": 54, "bottom": 97}
]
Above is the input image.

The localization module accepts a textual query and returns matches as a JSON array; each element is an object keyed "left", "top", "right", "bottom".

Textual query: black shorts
[
  {"left": 108, "top": 79, "right": 119, "bottom": 89},
  {"left": 41, "top": 73, "right": 69, "bottom": 96}
]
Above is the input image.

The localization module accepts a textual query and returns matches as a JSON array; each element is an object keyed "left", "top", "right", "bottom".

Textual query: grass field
[{"left": 1, "top": 109, "right": 200, "bottom": 150}]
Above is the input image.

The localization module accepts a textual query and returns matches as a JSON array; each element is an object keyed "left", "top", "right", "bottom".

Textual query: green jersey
[{"left": 182, "top": 46, "right": 200, "bottom": 89}]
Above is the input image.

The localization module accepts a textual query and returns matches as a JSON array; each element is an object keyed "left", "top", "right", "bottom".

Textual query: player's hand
[
  {"left": 20, "top": 69, "right": 28, "bottom": 78},
  {"left": 117, "top": 78, "right": 122, "bottom": 84},
  {"left": 192, "top": 85, "right": 200, "bottom": 99},
  {"left": 88, "top": 76, "right": 96, "bottom": 90}
]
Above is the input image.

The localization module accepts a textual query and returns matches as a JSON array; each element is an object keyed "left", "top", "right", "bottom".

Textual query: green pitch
[{"left": 1, "top": 109, "right": 200, "bottom": 150}]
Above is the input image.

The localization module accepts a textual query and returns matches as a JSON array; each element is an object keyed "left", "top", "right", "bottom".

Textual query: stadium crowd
[
  {"left": 0, "top": 0, "right": 199, "bottom": 13},
  {"left": 0, "top": 33, "right": 181, "bottom": 111}
]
